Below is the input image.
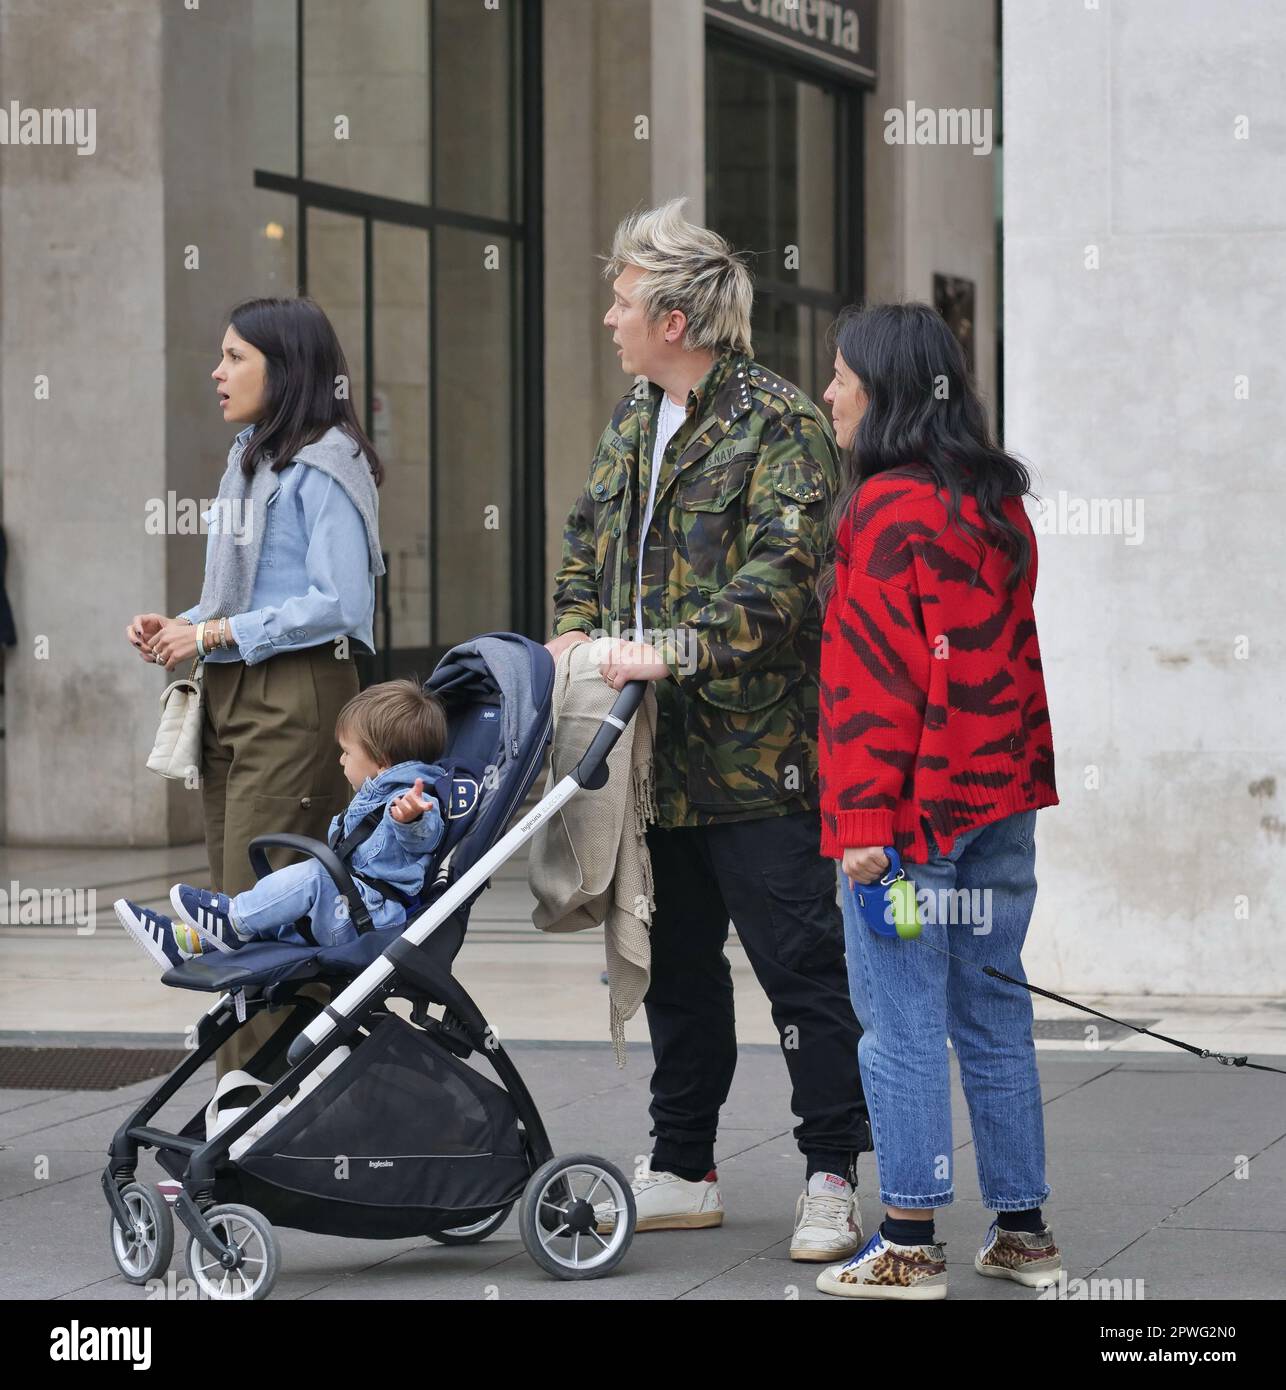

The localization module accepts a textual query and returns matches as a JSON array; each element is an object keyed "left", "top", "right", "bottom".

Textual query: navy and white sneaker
[
  {"left": 113, "top": 899, "right": 198, "bottom": 971},
  {"left": 170, "top": 884, "right": 245, "bottom": 953}
]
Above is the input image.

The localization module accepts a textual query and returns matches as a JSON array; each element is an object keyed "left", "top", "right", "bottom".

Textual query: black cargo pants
[{"left": 644, "top": 808, "right": 871, "bottom": 1180}]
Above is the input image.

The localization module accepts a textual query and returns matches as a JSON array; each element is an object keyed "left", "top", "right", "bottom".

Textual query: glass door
[
  {"left": 706, "top": 35, "right": 863, "bottom": 402},
  {"left": 251, "top": 0, "right": 542, "bottom": 682}
]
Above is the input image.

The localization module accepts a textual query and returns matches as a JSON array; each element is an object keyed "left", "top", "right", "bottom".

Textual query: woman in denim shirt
[{"left": 125, "top": 296, "right": 384, "bottom": 1073}]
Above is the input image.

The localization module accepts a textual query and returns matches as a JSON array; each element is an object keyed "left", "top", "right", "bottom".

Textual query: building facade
[
  {"left": 1002, "top": 0, "right": 1286, "bottom": 997},
  {"left": 10, "top": 0, "right": 1279, "bottom": 997},
  {"left": 0, "top": 0, "right": 999, "bottom": 851}
]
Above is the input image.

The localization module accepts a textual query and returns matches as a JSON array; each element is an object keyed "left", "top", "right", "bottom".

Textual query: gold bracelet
[{"left": 220, "top": 617, "right": 230, "bottom": 649}]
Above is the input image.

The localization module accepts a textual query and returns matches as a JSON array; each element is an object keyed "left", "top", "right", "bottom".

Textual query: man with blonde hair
[{"left": 547, "top": 199, "right": 870, "bottom": 1261}]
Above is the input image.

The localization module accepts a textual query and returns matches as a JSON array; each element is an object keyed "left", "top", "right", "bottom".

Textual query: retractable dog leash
[
  {"left": 848, "top": 848, "right": 1286, "bottom": 1076},
  {"left": 849, "top": 847, "right": 924, "bottom": 939}
]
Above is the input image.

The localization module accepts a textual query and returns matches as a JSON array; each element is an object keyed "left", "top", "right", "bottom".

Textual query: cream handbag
[
  {"left": 204, "top": 1049, "right": 352, "bottom": 1160},
  {"left": 146, "top": 659, "right": 204, "bottom": 781},
  {"left": 204, "top": 1069, "right": 273, "bottom": 1146}
]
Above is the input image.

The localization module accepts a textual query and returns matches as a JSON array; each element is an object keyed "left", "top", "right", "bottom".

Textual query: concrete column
[
  {"left": 650, "top": 0, "right": 705, "bottom": 218},
  {"left": 542, "top": 0, "right": 652, "bottom": 634},
  {"left": 864, "top": 0, "right": 998, "bottom": 418},
  {"left": 1, "top": 0, "right": 259, "bottom": 845},
  {"left": 1, "top": 0, "right": 171, "bottom": 846},
  {"left": 1003, "top": 0, "right": 1286, "bottom": 994}
]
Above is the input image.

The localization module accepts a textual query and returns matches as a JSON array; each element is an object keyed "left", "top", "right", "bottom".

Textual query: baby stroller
[{"left": 102, "top": 632, "right": 645, "bottom": 1299}]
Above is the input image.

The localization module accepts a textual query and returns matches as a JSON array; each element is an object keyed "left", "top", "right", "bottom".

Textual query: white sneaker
[
  {"left": 791, "top": 1171, "right": 863, "bottom": 1261},
  {"left": 594, "top": 1161, "right": 724, "bottom": 1233}
]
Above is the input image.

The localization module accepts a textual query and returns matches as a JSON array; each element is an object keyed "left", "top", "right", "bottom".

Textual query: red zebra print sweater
[{"left": 819, "top": 469, "right": 1058, "bottom": 863}]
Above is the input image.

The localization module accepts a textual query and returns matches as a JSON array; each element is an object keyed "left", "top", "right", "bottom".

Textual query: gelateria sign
[{"left": 705, "top": 0, "right": 878, "bottom": 85}]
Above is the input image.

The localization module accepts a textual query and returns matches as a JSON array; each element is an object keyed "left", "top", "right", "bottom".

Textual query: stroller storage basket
[{"left": 233, "top": 1016, "right": 530, "bottom": 1239}]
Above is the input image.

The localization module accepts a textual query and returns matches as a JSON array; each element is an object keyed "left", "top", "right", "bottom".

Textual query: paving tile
[
  {"left": 3, "top": 1046, "right": 1283, "bottom": 1302},
  {"left": 1090, "top": 1226, "right": 1286, "bottom": 1300},
  {"left": 1038, "top": 1065, "right": 1285, "bottom": 1155},
  {"left": 1160, "top": 1159, "right": 1286, "bottom": 1233}
]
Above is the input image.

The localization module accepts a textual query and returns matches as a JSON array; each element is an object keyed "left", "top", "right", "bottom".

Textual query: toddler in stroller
[
  {"left": 113, "top": 679, "right": 452, "bottom": 967},
  {"left": 102, "top": 633, "right": 644, "bottom": 1298}
]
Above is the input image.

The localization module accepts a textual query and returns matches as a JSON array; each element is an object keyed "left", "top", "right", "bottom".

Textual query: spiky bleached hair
[{"left": 604, "top": 198, "right": 754, "bottom": 357}]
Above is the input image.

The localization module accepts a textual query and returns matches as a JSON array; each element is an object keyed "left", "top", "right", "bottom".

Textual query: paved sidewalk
[
  {"left": 1, "top": 842, "right": 1283, "bottom": 1300},
  {"left": 2, "top": 1044, "right": 1283, "bottom": 1301}
]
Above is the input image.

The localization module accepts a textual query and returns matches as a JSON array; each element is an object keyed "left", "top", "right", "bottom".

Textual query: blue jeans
[
  {"left": 229, "top": 859, "right": 404, "bottom": 947},
  {"left": 838, "top": 808, "right": 1050, "bottom": 1212}
]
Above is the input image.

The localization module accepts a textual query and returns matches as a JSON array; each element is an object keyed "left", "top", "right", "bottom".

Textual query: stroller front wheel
[
  {"left": 519, "top": 1154, "right": 635, "bottom": 1280},
  {"left": 109, "top": 1182, "right": 175, "bottom": 1284},
  {"left": 184, "top": 1204, "right": 280, "bottom": 1301}
]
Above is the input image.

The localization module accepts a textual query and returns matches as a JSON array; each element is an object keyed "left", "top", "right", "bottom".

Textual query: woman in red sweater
[{"left": 813, "top": 304, "right": 1060, "bottom": 1301}]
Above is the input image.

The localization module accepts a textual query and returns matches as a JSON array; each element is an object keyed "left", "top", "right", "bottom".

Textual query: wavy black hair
[
  {"left": 818, "top": 302, "right": 1032, "bottom": 606},
  {"left": 227, "top": 296, "right": 383, "bottom": 485}
]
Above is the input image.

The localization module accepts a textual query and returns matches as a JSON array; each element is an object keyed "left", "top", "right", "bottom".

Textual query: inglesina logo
[{"left": 368, "top": 1159, "right": 394, "bottom": 1169}]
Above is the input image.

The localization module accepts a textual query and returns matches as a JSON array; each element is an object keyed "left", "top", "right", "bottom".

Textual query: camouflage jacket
[{"left": 552, "top": 350, "right": 840, "bottom": 828}]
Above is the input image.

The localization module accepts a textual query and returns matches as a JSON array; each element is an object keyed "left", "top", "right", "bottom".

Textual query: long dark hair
[
  {"left": 227, "top": 296, "right": 383, "bottom": 485},
  {"left": 818, "top": 302, "right": 1031, "bottom": 605}
]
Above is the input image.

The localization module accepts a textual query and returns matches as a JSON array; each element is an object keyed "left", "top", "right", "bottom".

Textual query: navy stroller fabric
[
  {"left": 234, "top": 1014, "right": 532, "bottom": 1236},
  {"left": 426, "top": 632, "right": 554, "bottom": 880}
]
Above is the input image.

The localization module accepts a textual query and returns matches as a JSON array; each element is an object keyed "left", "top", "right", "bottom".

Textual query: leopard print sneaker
[
  {"left": 816, "top": 1227, "right": 948, "bottom": 1300},
  {"left": 974, "top": 1220, "right": 1061, "bottom": 1288}
]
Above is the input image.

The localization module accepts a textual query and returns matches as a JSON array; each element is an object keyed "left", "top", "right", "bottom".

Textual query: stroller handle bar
[
  {"left": 569, "top": 678, "right": 647, "bottom": 790},
  {"left": 285, "top": 678, "right": 650, "bottom": 1067}
]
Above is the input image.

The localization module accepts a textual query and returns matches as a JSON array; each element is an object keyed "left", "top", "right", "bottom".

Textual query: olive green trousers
[{"left": 199, "top": 645, "right": 359, "bottom": 1077}]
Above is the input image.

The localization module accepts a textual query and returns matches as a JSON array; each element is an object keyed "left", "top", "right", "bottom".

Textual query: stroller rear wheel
[
  {"left": 184, "top": 1204, "right": 280, "bottom": 1301},
  {"left": 426, "top": 1202, "right": 514, "bottom": 1245},
  {"left": 518, "top": 1154, "right": 635, "bottom": 1280},
  {"left": 109, "top": 1182, "right": 175, "bottom": 1284}
]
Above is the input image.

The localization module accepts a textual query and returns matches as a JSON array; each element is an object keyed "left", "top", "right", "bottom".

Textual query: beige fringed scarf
[{"left": 527, "top": 638, "right": 657, "bottom": 1065}]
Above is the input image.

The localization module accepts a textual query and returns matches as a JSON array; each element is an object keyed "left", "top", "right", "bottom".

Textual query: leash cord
[{"left": 907, "top": 933, "right": 1286, "bottom": 1077}]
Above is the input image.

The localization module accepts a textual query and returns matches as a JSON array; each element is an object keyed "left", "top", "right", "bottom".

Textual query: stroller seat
[{"left": 160, "top": 930, "right": 390, "bottom": 994}]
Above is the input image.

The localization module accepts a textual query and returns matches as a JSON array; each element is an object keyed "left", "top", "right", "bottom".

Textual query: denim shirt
[
  {"left": 182, "top": 424, "right": 376, "bottom": 664},
  {"left": 329, "top": 760, "right": 447, "bottom": 917}
]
